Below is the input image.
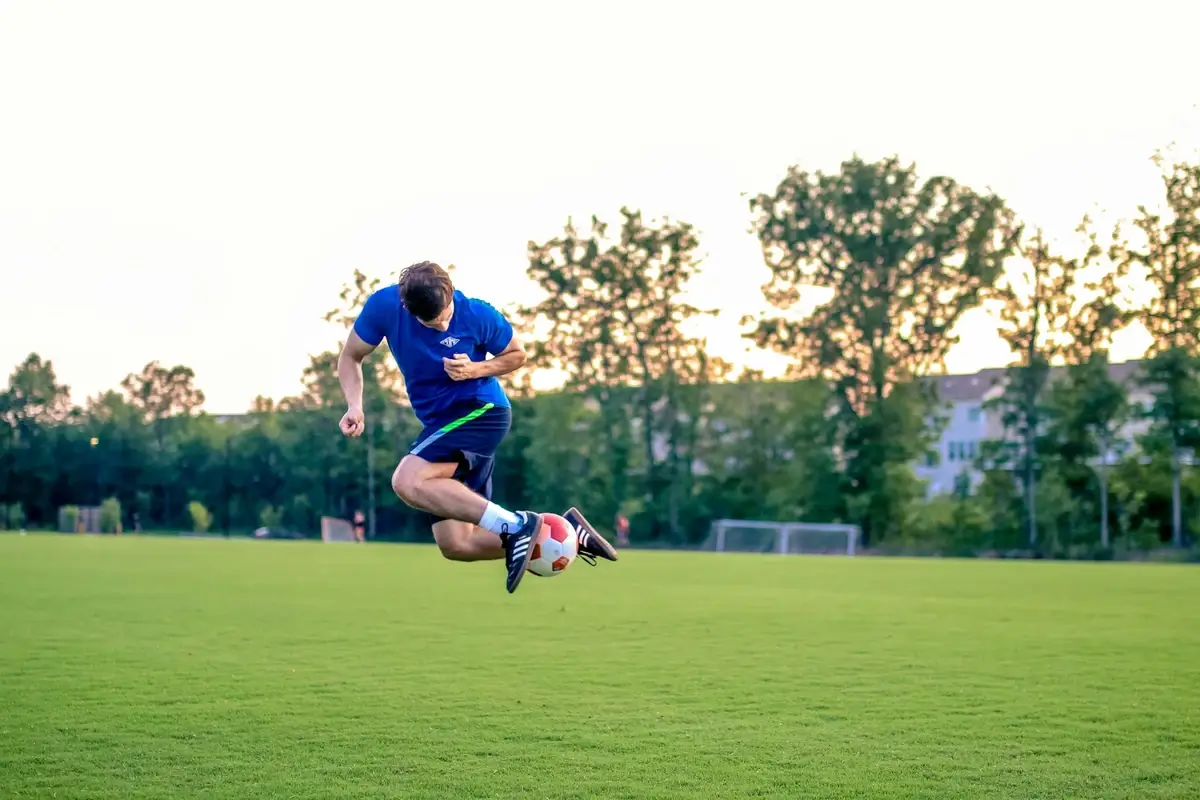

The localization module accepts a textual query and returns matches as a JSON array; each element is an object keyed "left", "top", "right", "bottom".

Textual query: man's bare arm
[
  {"left": 476, "top": 336, "right": 527, "bottom": 378},
  {"left": 337, "top": 331, "right": 377, "bottom": 437},
  {"left": 443, "top": 336, "right": 528, "bottom": 382}
]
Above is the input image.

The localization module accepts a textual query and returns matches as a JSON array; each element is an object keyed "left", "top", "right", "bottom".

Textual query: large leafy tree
[
  {"left": 1041, "top": 226, "right": 1131, "bottom": 549},
  {"left": 990, "top": 226, "right": 1095, "bottom": 546},
  {"left": 522, "top": 207, "right": 723, "bottom": 539},
  {"left": 82, "top": 390, "right": 154, "bottom": 520},
  {"left": 1113, "top": 154, "right": 1200, "bottom": 546},
  {"left": 3, "top": 353, "right": 71, "bottom": 424},
  {"left": 119, "top": 361, "right": 205, "bottom": 526},
  {"left": 749, "top": 155, "right": 1019, "bottom": 543},
  {"left": 1, "top": 354, "right": 72, "bottom": 526}
]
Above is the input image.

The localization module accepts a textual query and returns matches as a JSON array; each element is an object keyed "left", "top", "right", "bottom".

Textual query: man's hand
[
  {"left": 443, "top": 353, "right": 480, "bottom": 381},
  {"left": 340, "top": 405, "right": 366, "bottom": 438}
]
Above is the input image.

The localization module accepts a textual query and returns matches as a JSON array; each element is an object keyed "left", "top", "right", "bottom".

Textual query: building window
[
  {"left": 968, "top": 406, "right": 982, "bottom": 423},
  {"left": 968, "top": 440, "right": 979, "bottom": 459}
]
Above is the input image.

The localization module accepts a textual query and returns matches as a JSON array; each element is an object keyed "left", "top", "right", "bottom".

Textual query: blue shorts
[{"left": 408, "top": 402, "right": 512, "bottom": 526}]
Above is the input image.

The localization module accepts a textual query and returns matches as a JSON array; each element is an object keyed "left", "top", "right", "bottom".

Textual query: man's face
[{"left": 416, "top": 298, "right": 455, "bottom": 332}]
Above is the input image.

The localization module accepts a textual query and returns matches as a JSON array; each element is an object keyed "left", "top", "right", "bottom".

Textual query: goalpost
[
  {"left": 320, "top": 516, "right": 358, "bottom": 543},
  {"left": 703, "top": 519, "right": 860, "bottom": 557}
]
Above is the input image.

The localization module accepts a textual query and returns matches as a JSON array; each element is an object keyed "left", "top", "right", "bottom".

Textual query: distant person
[
  {"left": 615, "top": 512, "right": 631, "bottom": 547},
  {"left": 353, "top": 510, "right": 365, "bottom": 542},
  {"left": 337, "top": 262, "right": 618, "bottom": 593}
]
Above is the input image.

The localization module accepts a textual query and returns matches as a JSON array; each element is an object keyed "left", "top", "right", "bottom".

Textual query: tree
[
  {"left": 522, "top": 207, "right": 722, "bottom": 539},
  {"left": 120, "top": 362, "right": 205, "bottom": 526},
  {"left": 1043, "top": 227, "right": 1132, "bottom": 549},
  {"left": 121, "top": 362, "right": 205, "bottom": 421},
  {"left": 991, "top": 226, "right": 1094, "bottom": 546},
  {"left": 2, "top": 354, "right": 72, "bottom": 526},
  {"left": 3, "top": 353, "right": 71, "bottom": 424},
  {"left": 519, "top": 389, "right": 615, "bottom": 520},
  {"left": 1113, "top": 154, "right": 1200, "bottom": 546},
  {"left": 749, "top": 155, "right": 1019, "bottom": 543},
  {"left": 82, "top": 390, "right": 154, "bottom": 519},
  {"left": 694, "top": 372, "right": 841, "bottom": 526}
]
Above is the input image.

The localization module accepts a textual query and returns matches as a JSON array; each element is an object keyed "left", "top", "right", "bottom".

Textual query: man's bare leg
[
  {"left": 432, "top": 519, "right": 505, "bottom": 562},
  {"left": 392, "top": 456, "right": 491, "bottom": 524},
  {"left": 392, "top": 455, "right": 539, "bottom": 592}
]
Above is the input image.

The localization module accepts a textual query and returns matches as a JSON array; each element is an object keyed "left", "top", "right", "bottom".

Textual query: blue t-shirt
[{"left": 353, "top": 286, "right": 513, "bottom": 427}]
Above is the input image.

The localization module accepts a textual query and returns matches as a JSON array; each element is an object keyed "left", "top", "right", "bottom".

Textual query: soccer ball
[{"left": 527, "top": 513, "right": 578, "bottom": 578}]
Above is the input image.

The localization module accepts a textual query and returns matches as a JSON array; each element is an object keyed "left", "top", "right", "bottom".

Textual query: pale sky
[{"left": 1, "top": 0, "right": 1197, "bottom": 413}]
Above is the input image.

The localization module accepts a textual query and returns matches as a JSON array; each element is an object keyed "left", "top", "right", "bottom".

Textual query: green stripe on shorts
[{"left": 411, "top": 403, "right": 495, "bottom": 457}]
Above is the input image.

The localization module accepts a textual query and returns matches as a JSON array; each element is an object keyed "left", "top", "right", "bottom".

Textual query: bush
[
  {"left": 187, "top": 501, "right": 212, "bottom": 534},
  {"left": 899, "top": 493, "right": 991, "bottom": 556},
  {"left": 285, "top": 494, "right": 314, "bottom": 534},
  {"left": 99, "top": 497, "right": 122, "bottom": 534},
  {"left": 259, "top": 505, "right": 283, "bottom": 530},
  {"left": 2, "top": 503, "right": 23, "bottom": 530},
  {"left": 60, "top": 505, "right": 80, "bottom": 533}
]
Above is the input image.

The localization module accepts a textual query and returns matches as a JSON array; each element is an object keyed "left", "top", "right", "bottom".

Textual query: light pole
[
  {"left": 90, "top": 436, "right": 100, "bottom": 504},
  {"left": 1090, "top": 449, "right": 1115, "bottom": 550},
  {"left": 366, "top": 417, "right": 376, "bottom": 540}
]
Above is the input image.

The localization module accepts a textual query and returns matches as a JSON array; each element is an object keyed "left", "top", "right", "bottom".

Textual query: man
[
  {"left": 615, "top": 512, "right": 631, "bottom": 547},
  {"left": 337, "top": 262, "right": 617, "bottom": 594}
]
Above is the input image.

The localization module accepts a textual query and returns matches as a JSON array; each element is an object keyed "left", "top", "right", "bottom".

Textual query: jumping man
[{"left": 337, "top": 262, "right": 617, "bottom": 594}]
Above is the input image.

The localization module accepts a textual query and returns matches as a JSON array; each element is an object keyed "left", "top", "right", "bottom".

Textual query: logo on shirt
[{"left": 439, "top": 336, "right": 460, "bottom": 348}]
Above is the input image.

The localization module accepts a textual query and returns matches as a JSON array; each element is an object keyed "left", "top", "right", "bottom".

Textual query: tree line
[{"left": 2, "top": 152, "right": 1198, "bottom": 556}]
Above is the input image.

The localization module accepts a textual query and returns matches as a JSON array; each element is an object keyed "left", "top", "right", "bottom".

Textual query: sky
[{"left": 1, "top": 0, "right": 1197, "bottom": 413}]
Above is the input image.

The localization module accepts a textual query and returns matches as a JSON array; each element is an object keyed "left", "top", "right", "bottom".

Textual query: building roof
[
  {"left": 929, "top": 367, "right": 1008, "bottom": 403},
  {"left": 925, "top": 360, "right": 1144, "bottom": 404}
]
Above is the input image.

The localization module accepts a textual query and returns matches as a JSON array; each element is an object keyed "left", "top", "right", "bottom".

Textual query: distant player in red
[
  {"left": 337, "top": 262, "right": 617, "bottom": 593},
  {"left": 615, "top": 512, "right": 631, "bottom": 547}
]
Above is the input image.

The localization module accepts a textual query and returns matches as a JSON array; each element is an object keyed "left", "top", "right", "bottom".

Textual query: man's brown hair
[{"left": 398, "top": 261, "right": 454, "bottom": 322}]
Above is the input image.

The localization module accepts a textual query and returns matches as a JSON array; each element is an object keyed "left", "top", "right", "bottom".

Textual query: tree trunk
[
  {"left": 1171, "top": 446, "right": 1183, "bottom": 548},
  {"left": 1025, "top": 431, "right": 1037, "bottom": 547},
  {"left": 1025, "top": 275, "right": 1041, "bottom": 549},
  {"left": 1098, "top": 466, "right": 1109, "bottom": 549},
  {"left": 602, "top": 392, "right": 628, "bottom": 522},
  {"left": 366, "top": 417, "right": 376, "bottom": 540}
]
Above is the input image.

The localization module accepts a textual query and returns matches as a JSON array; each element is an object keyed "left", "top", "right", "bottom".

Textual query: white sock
[{"left": 479, "top": 502, "right": 521, "bottom": 535}]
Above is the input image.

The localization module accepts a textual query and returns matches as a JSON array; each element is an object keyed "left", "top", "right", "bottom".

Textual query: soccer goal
[
  {"left": 320, "top": 516, "right": 357, "bottom": 543},
  {"left": 703, "top": 519, "right": 860, "bottom": 557}
]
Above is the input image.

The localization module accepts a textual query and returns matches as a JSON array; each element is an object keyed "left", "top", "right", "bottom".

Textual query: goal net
[
  {"left": 702, "top": 519, "right": 860, "bottom": 556},
  {"left": 320, "top": 516, "right": 357, "bottom": 543}
]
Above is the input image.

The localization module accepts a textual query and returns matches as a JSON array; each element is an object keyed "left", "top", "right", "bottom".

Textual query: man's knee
[
  {"left": 392, "top": 457, "right": 439, "bottom": 507},
  {"left": 391, "top": 460, "right": 422, "bottom": 506},
  {"left": 392, "top": 456, "right": 457, "bottom": 509}
]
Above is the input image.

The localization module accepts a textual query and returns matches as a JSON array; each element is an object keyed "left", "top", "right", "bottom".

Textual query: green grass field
[{"left": 2, "top": 535, "right": 1199, "bottom": 799}]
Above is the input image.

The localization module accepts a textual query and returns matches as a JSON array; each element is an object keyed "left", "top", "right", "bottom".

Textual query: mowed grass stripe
[{"left": 1, "top": 535, "right": 1198, "bottom": 799}]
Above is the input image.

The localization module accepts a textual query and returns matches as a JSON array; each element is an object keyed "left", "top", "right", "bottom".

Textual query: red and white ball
[{"left": 527, "top": 513, "right": 578, "bottom": 577}]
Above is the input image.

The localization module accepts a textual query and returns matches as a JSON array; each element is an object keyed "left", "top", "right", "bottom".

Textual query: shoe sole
[
  {"left": 506, "top": 512, "right": 543, "bottom": 594},
  {"left": 565, "top": 507, "right": 619, "bottom": 562}
]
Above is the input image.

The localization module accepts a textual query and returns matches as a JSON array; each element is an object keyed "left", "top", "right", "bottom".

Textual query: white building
[
  {"left": 913, "top": 367, "right": 1005, "bottom": 495},
  {"left": 916, "top": 360, "right": 1149, "bottom": 495}
]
